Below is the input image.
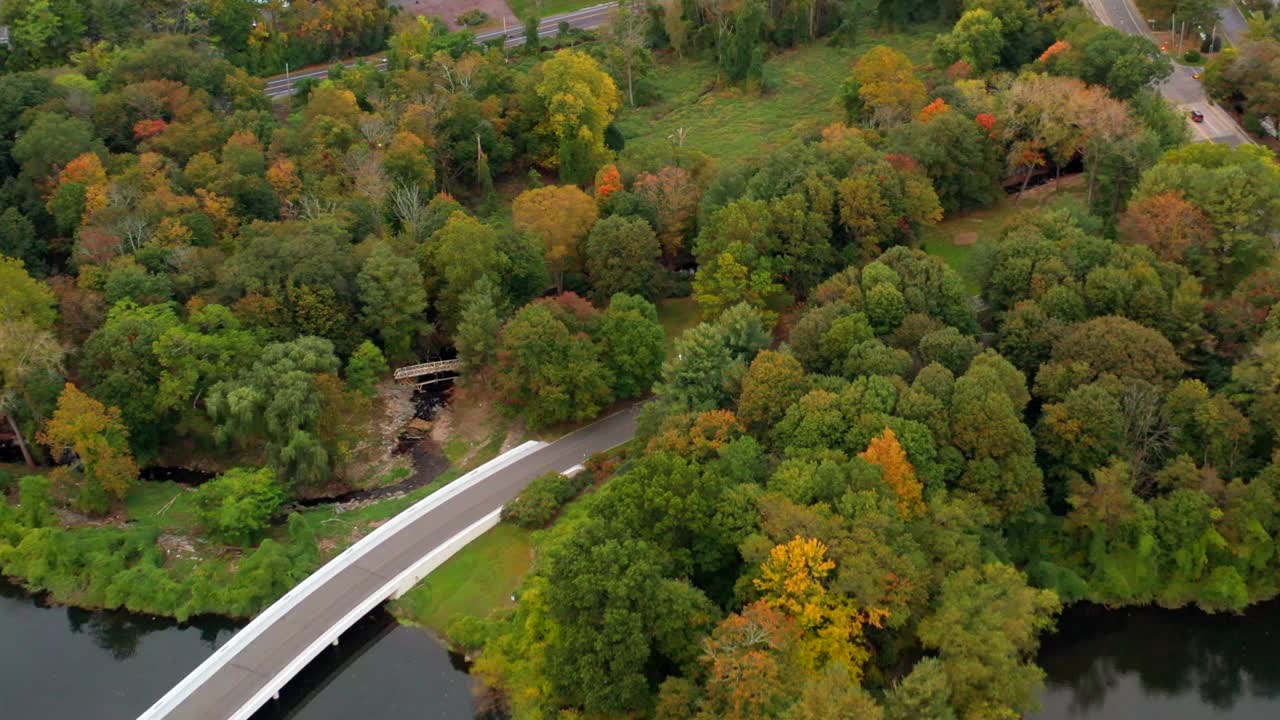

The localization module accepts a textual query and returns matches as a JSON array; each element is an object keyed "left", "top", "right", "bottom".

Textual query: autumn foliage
[
  {"left": 38, "top": 384, "right": 139, "bottom": 515},
  {"left": 917, "top": 98, "right": 951, "bottom": 123},
  {"left": 860, "top": 427, "right": 926, "bottom": 519},
  {"left": 593, "top": 163, "right": 623, "bottom": 201}
]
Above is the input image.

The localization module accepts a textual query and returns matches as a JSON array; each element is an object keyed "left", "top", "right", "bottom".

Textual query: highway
[
  {"left": 140, "top": 404, "right": 639, "bottom": 720},
  {"left": 1083, "top": 0, "right": 1254, "bottom": 145},
  {"left": 263, "top": 2, "right": 618, "bottom": 98}
]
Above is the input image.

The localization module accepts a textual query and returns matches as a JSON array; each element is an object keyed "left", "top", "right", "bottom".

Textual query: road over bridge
[{"left": 139, "top": 405, "right": 639, "bottom": 720}]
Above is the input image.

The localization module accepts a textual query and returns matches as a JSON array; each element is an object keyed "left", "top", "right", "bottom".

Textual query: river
[{"left": 1, "top": 578, "right": 1277, "bottom": 719}]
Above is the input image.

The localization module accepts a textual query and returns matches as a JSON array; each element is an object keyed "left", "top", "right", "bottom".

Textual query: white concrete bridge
[{"left": 138, "top": 406, "right": 639, "bottom": 720}]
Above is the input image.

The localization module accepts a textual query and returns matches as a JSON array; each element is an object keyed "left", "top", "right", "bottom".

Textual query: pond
[
  {"left": 2, "top": 576, "right": 1277, "bottom": 719},
  {"left": 1035, "top": 600, "right": 1280, "bottom": 719}
]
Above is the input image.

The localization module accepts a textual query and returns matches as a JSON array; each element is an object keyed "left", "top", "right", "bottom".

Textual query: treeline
[{"left": 0, "top": 0, "right": 394, "bottom": 77}]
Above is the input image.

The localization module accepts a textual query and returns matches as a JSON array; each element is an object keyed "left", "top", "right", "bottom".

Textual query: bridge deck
[
  {"left": 142, "top": 406, "right": 639, "bottom": 720},
  {"left": 393, "top": 359, "right": 460, "bottom": 380}
]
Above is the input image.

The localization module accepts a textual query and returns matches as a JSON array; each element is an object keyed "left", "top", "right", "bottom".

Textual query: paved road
[
  {"left": 1085, "top": 0, "right": 1254, "bottom": 145},
  {"left": 263, "top": 2, "right": 618, "bottom": 98},
  {"left": 148, "top": 404, "right": 639, "bottom": 720},
  {"left": 1218, "top": 1, "right": 1252, "bottom": 45}
]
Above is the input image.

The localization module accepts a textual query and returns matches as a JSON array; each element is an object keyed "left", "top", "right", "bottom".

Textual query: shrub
[
  {"left": 1183, "top": 49, "right": 1202, "bottom": 64},
  {"left": 192, "top": 467, "right": 286, "bottom": 546},
  {"left": 457, "top": 9, "right": 489, "bottom": 26},
  {"left": 502, "top": 471, "right": 590, "bottom": 528}
]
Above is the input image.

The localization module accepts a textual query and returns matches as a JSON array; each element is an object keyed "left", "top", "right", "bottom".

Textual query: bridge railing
[
  {"left": 393, "top": 359, "right": 461, "bottom": 380},
  {"left": 138, "top": 439, "right": 548, "bottom": 720}
]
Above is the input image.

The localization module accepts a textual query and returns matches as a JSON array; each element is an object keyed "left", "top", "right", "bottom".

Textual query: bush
[
  {"left": 502, "top": 471, "right": 590, "bottom": 528},
  {"left": 457, "top": 9, "right": 489, "bottom": 26},
  {"left": 192, "top": 467, "right": 286, "bottom": 546},
  {"left": 1183, "top": 49, "right": 1202, "bottom": 64}
]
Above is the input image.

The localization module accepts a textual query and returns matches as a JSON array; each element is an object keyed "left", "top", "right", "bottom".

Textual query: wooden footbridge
[{"left": 393, "top": 359, "right": 460, "bottom": 381}]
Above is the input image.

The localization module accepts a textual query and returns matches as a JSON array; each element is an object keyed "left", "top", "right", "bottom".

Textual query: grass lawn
[
  {"left": 124, "top": 481, "right": 201, "bottom": 534},
  {"left": 390, "top": 522, "right": 534, "bottom": 633},
  {"left": 506, "top": 0, "right": 599, "bottom": 21},
  {"left": 921, "top": 176, "right": 1091, "bottom": 294},
  {"left": 657, "top": 296, "right": 701, "bottom": 351},
  {"left": 615, "top": 28, "right": 940, "bottom": 167}
]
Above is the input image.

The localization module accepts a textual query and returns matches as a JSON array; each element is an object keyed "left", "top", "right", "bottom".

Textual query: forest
[{"left": 1, "top": 0, "right": 1279, "bottom": 718}]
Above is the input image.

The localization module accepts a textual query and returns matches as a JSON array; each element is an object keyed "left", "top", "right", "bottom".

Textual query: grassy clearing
[
  {"left": 390, "top": 522, "right": 534, "bottom": 633},
  {"left": 921, "top": 176, "right": 1090, "bottom": 293},
  {"left": 124, "top": 481, "right": 201, "bottom": 534},
  {"left": 615, "top": 29, "right": 940, "bottom": 166},
  {"left": 506, "top": 0, "right": 599, "bottom": 22},
  {"left": 657, "top": 297, "right": 702, "bottom": 351}
]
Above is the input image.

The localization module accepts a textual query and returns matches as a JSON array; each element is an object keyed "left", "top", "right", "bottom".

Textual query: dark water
[
  {"left": 0, "top": 579, "right": 477, "bottom": 720},
  {"left": 3, "top": 573, "right": 1278, "bottom": 720},
  {"left": 1034, "top": 600, "right": 1280, "bottom": 719}
]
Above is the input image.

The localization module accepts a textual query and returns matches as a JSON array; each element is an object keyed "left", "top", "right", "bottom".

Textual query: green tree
[
  {"left": 358, "top": 242, "right": 429, "bottom": 361},
  {"left": 206, "top": 337, "right": 342, "bottom": 489},
  {"left": 0, "top": 208, "right": 43, "bottom": 275},
  {"left": 918, "top": 563, "right": 1061, "bottom": 719},
  {"left": 11, "top": 112, "right": 104, "bottom": 183},
  {"left": 598, "top": 293, "right": 665, "bottom": 399},
  {"left": 345, "top": 340, "right": 389, "bottom": 397},
  {"left": 193, "top": 467, "right": 286, "bottom": 546},
  {"left": 454, "top": 278, "right": 504, "bottom": 379},
  {"left": 738, "top": 351, "right": 808, "bottom": 432},
  {"left": 495, "top": 303, "right": 614, "bottom": 428},
  {"left": 934, "top": 9, "right": 1005, "bottom": 73},
  {"left": 0, "top": 256, "right": 56, "bottom": 328},
  {"left": 585, "top": 215, "right": 663, "bottom": 301},
  {"left": 424, "top": 211, "right": 511, "bottom": 334}
]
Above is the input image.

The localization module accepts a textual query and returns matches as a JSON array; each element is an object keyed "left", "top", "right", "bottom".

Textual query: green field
[
  {"left": 615, "top": 29, "right": 939, "bottom": 166},
  {"left": 506, "top": 0, "right": 599, "bottom": 22},
  {"left": 390, "top": 522, "right": 534, "bottom": 633}
]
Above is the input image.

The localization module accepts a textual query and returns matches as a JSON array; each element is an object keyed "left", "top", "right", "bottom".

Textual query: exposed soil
[{"left": 392, "top": 0, "right": 518, "bottom": 28}]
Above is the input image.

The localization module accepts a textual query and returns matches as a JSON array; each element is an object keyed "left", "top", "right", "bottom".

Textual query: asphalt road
[
  {"left": 1218, "top": 1, "right": 1251, "bottom": 45},
  {"left": 263, "top": 2, "right": 618, "bottom": 98},
  {"left": 1084, "top": 0, "right": 1253, "bottom": 145},
  {"left": 149, "top": 404, "right": 639, "bottom": 720}
]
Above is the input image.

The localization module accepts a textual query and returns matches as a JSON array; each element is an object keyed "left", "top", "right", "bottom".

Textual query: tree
[
  {"left": 424, "top": 211, "right": 511, "bottom": 334},
  {"left": 345, "top": 341, "right": 389, "bottom": 397},
  {"left": 633, "top": 166, "right": 700, "bottom": 258},
  {"left": 851, "top": 46, "right": 927, "bottom": 125},
  {"left": 535, "top": 49, "right": 622, "bottom": 183},
  {"left": 0, "top": 319, "right": 63, "bottom": 467},
  {"left": 1050, "top": 316, "right": 1184, "bottom": 387},
  {"left": 495, "top": 303, "right": 614, "bottom": 428},
  {"left": 934, "top": 9, "right": 1005, "bottom": 73},
  {"left": 0, "top": 208, "right": 43, "bottom": 275},
  {"left": 193, "top": 467, "right": 286, "bottom": 546},
  {"left": 512, "top": 185, "right": 599, "bottom": 293},
  {"left": 1048, "top": 26, "right": 1172, "bottom": 99},
  {"left": 1118, "top": 191, "right": 1215, "bottom": 265},
  {"left": 585, "top": 215, "right": 663, "bottom": 301},
  {"left": 0, "top": 256, "right": 56, "bottom": 329},
  {"left": 357, "top": 243, "right": 429, "bottom": 361},
  {"left": 11, "top": 112, "right": 105, "bottom": 183},
  {"left": 860, "top": 427, "right": 926, "bottom": 518},
  {"left": 886, "top": 111, "right": 1003, "bottom": 213},
  {"left": 884, "top": 658, "right": 957, "bottom": 720},
  {"left": 918, "top": 563, "right": 1061, "bottom": 719},
  {"left": 38, "top": 384, "right": 138, "bottom": 515},
  {"left": 454, "top": 278, "right": 504, "bottom": 379},
  {"left": 598, "top": 294, "right": 665, "bottom": 399},
  {"left": 738, "top": 351, "right": 807, "bottom": 432},
  {"left": 206, "top": 337, "right": 342, "bottom": 489}
]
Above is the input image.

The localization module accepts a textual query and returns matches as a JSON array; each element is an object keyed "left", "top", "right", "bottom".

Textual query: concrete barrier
[{"left": 139, "top": 440, "right": 547, "bottom": 720}]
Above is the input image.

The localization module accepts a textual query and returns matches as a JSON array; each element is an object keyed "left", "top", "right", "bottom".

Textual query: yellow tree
[
  {"left": 852, "top": 46, "right": 927, "bottom": 126},
  {"left": 535, "top": 49, "right": 621, "bottom": 183},
  {"left": 755, "top": 536, "right": 887, "bottom": 679},
  {"left": 860, "top": 427, "right": 926, "bottom": 519},
  {"left": 512, "top": 184, "right": 599, "bottom": 292},
  {"left": 38, "top": 384, "right": 138, "bottom": 515}
]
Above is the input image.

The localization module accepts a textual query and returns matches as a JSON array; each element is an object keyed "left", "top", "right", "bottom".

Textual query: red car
[{"left": 1190, "top": 110, "right": 1205, "bottom": 123}]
